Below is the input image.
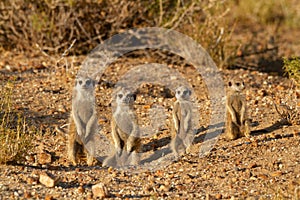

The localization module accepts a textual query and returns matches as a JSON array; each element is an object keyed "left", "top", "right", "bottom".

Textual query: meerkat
[
  {"left": 171, "top": 86, "right": 194, "bottom": 158},
  {"left": 103, "top": 87, "right": 141, "bottom": 167},
  {"left": 226, "top": 78, "right": 251, "bottom": 140},
  {"left": 67, "top": 76, "right": 98, "bottom": 166}
]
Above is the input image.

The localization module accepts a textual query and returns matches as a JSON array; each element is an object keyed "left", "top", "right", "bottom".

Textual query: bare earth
[{"left": 0, "top": 36, "right": 300, "bottom": 200}]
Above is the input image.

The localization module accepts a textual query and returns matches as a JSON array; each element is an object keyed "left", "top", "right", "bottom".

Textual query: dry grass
[
  {"left": 0, "top": 0, "right": 299, "bottom": 68},
  {"left": 228, "top": 0, "right": 300, "bottom": 28},
  {"left": 0, "top": 0, "right": 235, "bottom": 67},
  {"left": 0, "top": 79, "right": 36, "bottom": 164}
]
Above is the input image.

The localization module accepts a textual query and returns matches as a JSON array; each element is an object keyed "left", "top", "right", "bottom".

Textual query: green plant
[
  {"left": 0, "top": 80, "right": 36, "bottom": 164},
  {"left": 283, "top": 56, "right": 300, "bottom": 88}
]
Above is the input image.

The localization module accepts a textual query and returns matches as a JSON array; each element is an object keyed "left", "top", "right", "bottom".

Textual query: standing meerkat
[
  {"left": 171, "top": 86, "right": 194, "bottom": 157},
  {"left": 226, "top": 78, "right": 251, "bottom": 140},
  {"left": 68, "top": 76, "right": 98, "bottom": 166},
  {"left": 103, "top": 87, "right": 141, "bottom": 167}
]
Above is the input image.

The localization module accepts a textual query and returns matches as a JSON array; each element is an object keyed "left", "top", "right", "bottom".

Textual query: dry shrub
[
  {"left": 274, "top": 56, "right": 300, "bottom": 125},
  {"left": 152, "top": 0, "right": 235, "bottom": 68},
  {"left": 1, "top": 0, "right": 300, "bottom": 68},
  {"left": 0, "top": 0, "right": 235, "bottom": 67},
  {"left": 228, "top": 0, "right": 300, "bottom": 28},
  {"left": 0, "top": 80, "right": 36, "bottom": 164},
  {"left": 0, "top": 0, "right": 153, "bottom": 54}
]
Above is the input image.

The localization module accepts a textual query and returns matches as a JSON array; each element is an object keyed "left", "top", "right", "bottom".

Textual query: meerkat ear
[{"left": 228, "top": 81, "right": 232, "bottom": 87}]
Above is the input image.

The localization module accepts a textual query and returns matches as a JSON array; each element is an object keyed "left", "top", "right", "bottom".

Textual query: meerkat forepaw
[
  {"left": 185, "top": 146, "right": 192, "bottom": 154},
  {"left": 87, "top": 157, "right": 94, "bottom": 166},
  {"left": 69, "top": 157, "right": 77, "bottom": 166}
]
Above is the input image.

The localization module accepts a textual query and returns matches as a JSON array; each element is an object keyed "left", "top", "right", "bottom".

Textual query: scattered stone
[
  {"left": 98, "top": 116, "right": 108, "bottom": 124},
  {"left": 158, "top": 184, "right": 169, "bottom": 192},
  {"left": 92, "top": 183, "right": 109, "bottom": 199},
  {"left": 25, "top": 155, "right": 35, "bottom": 163},
  {"left": 26, "top": 176, "right": 38, "bottom": 185},
  {"left": 39, "top": 173, "right": 58, "bottom": 188},
  {"left": 248, "top": 163, "right": 258, "bottom": 169},
  {"left": 57, "top": 104, "right": 66, "bottom": 112},
  {"left": 293, "top": 130, "right": 299, "bottom": 137},
  {"left": 143, "top": 185, "right": 153, "bottom": 193},
  {"left": 86, "top": 191, "right": 93, "bottom": 200},
  {"left": 257, "top": 174, "right": 268, "bottom": 180},
  {"left": 23, "top": 191, "right": 32, "bottom": 198},
  {"left": 45, "top": 194, "right": 54, "bottom": 200},
  {"left": 77, "top": 185, "right": 85, "bottom": 194},
  {"left": 270, "top": 171, "right": 282, "bottom": 177},
  {"left": 36, "top": 152, "right": 52, "bottom": 165},
  {"left": 215, "top": 193, "right": 222, "bottom": 199},
  {"left": 231, "top": 177, "right": 238, "bottom": 183}
]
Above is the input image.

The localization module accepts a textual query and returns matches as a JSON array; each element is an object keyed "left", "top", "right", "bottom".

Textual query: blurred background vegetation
[{"left": 0, "top": 0, "right": 299, "bottom": 69}]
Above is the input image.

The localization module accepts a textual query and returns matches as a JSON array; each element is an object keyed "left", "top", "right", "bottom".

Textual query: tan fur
[
  {"left": 226, "top": 78, "right": 250, "bottom": 140},
  {"left": 103, "top": 88, "right": 141, "bottom": 166},
  {"left": 171, "top": 86, "right": 193, "bottom": 157},
  {"left": 67, "top": 76, "right": 98, "bottom": 166}
]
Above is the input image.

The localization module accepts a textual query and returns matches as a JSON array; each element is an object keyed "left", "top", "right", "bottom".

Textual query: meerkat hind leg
[
  {"left": 85, "top": 149, "right": 94, "bottom": 166},
  {"left": 227, "top": 122, "right": 239, "bottom": 140},
  {"left": 103, "top": 153, "right": 118, "bottom": 167},
  {"left": 128, "top": 151, "right": 139, "bottom": 165},
  {"left": 171, "top": 136, "right": 186, "bottom": 158},
  {"left": 67, "top": 136, "right": 78, "bottom": 165},
  {"left": 240, "top": 119, "right": 251, "bottom": 138}
]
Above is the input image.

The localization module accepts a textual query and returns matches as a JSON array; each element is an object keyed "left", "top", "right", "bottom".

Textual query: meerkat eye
[
  {"left": 118, "top": 94, "right": 123, "bottom": 98},
  {"left": 78, "top": 80, "right": 83, "bottom": 85},
  {"left": 177, "top": 91, "right": 181, "bottom": 94},
  {"left": 86, "top": 79, "right": 91, "bottom": 85},
  {"left": 236, "top": 82, "right": 240, "bottom": 86}
]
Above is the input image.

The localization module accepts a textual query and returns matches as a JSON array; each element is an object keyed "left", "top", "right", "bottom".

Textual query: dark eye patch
[
  {"left": 236, "top": 82, "right": 240, "bottom": 86},
  {"left": 86, "top": 79, "right": 91, "bottom": 85},
  {"left": 79, "top": 80, "right": 83, "bottom": 85},
  {"left": 177, "top": 91, "right": 181, "bottom": 94},
  {"left": 118, "top": 94, "right": 123, "bottom": 98}
]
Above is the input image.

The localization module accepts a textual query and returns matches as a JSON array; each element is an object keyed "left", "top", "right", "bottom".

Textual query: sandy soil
[{"left": 0, "top": 29, "right": 299, "bottom": 199}]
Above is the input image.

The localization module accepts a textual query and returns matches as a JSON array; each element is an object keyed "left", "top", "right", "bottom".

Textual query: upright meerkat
[
  {"left": 226, "top": 78, "right": 251, "bottom": 140},
  {"left": 171, "top": 86, "right": 194, "bottom": 157},
  {"left": 68, "top": 76, "right": 98, "bottom": 166},
  {"left": 103, "top": 87, "right": 141, "bottom": 167}
]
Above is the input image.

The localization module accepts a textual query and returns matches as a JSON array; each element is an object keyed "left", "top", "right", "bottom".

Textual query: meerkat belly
[
  {"left": 232, "top": 98, "right": 243, "bottom": 124},
  {"left": 114, "top": 113, "right": 134, "bottom": 135},
  {"left": 77, "top": 101, "right": 94, "bottom": 123}
]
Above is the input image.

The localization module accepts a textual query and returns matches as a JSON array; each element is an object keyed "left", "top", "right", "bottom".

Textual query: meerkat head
[
  {"left": 228, "top": 79, "right": 245, "bottom": 92},
  {"left": 175, "top": 86, "right": 191, "bottom": 101},
  {"left": 116, "top": 88, "right": 136, "bottom": 105},
  {"left": 75, "top": 76, "right": 95, "bottom": 91}
]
